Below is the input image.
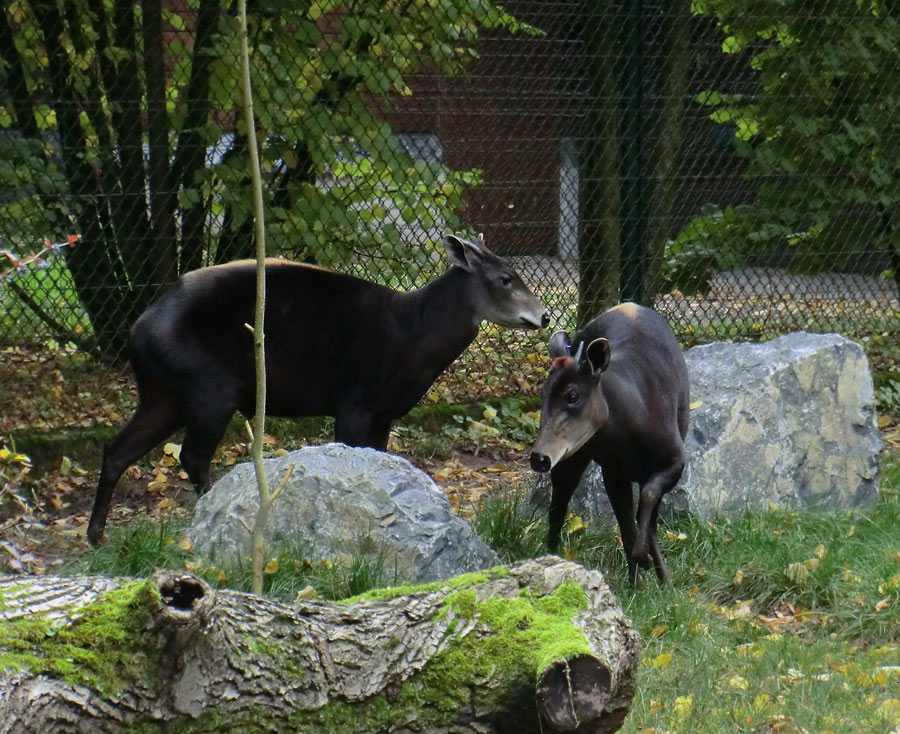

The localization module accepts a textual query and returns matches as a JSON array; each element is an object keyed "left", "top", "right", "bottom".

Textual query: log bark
[{"left": 0, "top": 556, "right": 640, "bottom": 734}]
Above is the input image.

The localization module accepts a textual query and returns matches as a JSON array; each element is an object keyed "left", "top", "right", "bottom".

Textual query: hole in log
[
  {"left": 536, "top": 653, "right": 611, "bottom": 731},
  {"left": 159, "top": 575, "right": 207, "bottom": 611}
]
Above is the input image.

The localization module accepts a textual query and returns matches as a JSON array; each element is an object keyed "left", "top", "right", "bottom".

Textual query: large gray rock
[
  {"left": 189, "top": 443, "right": 499, "bottom": 583},
  {"left": 529, "top": 332, "right": 882, "bottom": 522}
]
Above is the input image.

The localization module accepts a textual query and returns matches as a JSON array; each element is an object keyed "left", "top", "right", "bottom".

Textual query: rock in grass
[
  {"left": 189, "top": 443, "right": 499, "bottom": 583},
  {"left": 529, "top": 332, "right": 882, "bottom": 521}
]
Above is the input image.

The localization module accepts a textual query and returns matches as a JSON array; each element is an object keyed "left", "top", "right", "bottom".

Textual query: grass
[
  {"left": 64, "top": 517, "right": 399, "bottom": 602},
  {"left": 475, "top": 452, "right": 900, "bottom": 734},
  {"left": 0, "top": 256, "right": 90, "bottom": 340}
]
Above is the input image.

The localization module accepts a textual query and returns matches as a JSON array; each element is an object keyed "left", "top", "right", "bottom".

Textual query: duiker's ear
[
  {"left": 444, "top": 234, "right": 484, "bottom": 271},
  {"left": 585, "top": 338, "right": 611, "bottom": 375},
  {"left": 548, "top": 330, "right": 571, "bottom": 360}
]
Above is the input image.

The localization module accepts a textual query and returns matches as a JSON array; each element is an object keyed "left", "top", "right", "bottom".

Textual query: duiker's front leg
[
  {"left": 546, "top": 449, "right": 591, "bottom": 553},
  {"left": 334, "top": 398, "right": 374, "bottom": 448},
  {"left": 602, "top": 468, "right": 640, "bottom": 584}
]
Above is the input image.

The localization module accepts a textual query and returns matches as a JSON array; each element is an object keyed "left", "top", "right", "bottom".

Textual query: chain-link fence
[{"left": 1, "top": 0, "right": 899, "bottom": 433}]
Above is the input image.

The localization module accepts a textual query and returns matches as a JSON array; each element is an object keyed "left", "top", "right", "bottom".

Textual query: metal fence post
[{"left": 620, "top": 0, "right": 645, "bottom": 305}]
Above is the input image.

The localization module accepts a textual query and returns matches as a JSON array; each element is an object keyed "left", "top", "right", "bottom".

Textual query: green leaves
[
  {"left": 0, "top": 0, "right": 532, "bottom": 353},
  {"left": 684, "top": 0, "right": 900, "bottom": 282}
]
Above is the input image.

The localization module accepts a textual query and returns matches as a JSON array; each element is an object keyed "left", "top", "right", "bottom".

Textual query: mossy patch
[
  {"left": 338, "top": 567, "right": 496, "bottom": 605},
  {"left": 291, "top": 578, "right": 592, "bottom": 732},
  {"left": 0, "top": 580, "right": 162, "bottom": 695}
]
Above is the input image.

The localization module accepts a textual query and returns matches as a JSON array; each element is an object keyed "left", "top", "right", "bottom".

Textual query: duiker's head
[
  {"left": 530, "top": 330, "right": 611, "bottom": 473},
  {"left": 445, "top": 233, "right": 549, "bottom": 330}
]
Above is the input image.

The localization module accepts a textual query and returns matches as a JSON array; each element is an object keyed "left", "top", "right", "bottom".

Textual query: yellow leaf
[
  {"left": 785, "top": 561, "right": 810, "bottom": 584},
  {"left": 163, "top": 442, "right": 182, "bottom": 461},
  {"left": 805, "top": 557, "right": 820, "bottom": 571},
  {"left": 157, "top": 497, "right": 175, "bottom": 511},
  {"left": 184, "top": 559, "right": 203, "bottom": 571},
  {"left": 847, "top": 525, "right": 855, "bottom": 537},
  {"left": 878, "top": 699, "right": 900, "bottom": 725},
  {"left": 59, "top": 456, "right": 72, "bottom": 476},
  {"left": 733, "top": 569, "right": 744, "bottom": 586},
  {"left": 753, "top": 693, "right": 771, "bottom": 711},
  {"left": 689, "top": 400, "right": 703, "bottom": 410},
  {"left": 273, "top": 448, "right": 289, "bottom": 457},
  {"left": 178, "top": 536, "right": 194, "bottom": 552},
  {"left": 482, "top": 406, "right": 498, "bottom": 421},
  {"left": 217, "top": 570, "right": 228, "bottom": 582},
  {"left": 673, "top": 694, "right": 694, "bottom": 719},
  {"left": 814, "top": 543, "right": 827, "bottom": 559},
  {"left": 879, "top": 415, "right": 892, "bottom": 428},
  {"left": 264, "top": 558, "right": 279, "bottom": 574},
  {"left": 728, "top": 675, "right": 749, "bottom": 690},
  {"left": 652, "top": 653, "right": 673, "bottom": 669},
  {"left": 379, "top": 513, "right": 396, "bottom": 527},
  {"left": 564, "top": 514, "right": 586, "bottom": 534},
  {"left": 875, "top": 596, "right": 891, "bottom": 612},
  {"left": 665, "top": 531, "right": 687, "bottom": 541},
  {"left": 649, "top": 699, "right": 663, "bottom": 712},
  {"left": 295, "top": 585, "right": 319, "bottom": 601},
  {"left": 147, "top": 478, "right": 168, "bottom": 492},
  {"left": 650, "top": 624, "right": 668, "bottom": 638}
]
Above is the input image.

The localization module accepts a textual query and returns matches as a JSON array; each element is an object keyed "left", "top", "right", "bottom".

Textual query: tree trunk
[
  {"left": 579, "top": 2, "right": 622, "bottom": 327},
  {"left": 0, "top": 557, "right": 639, "bottom": 734},
  {"left": 642, "top": 0, "right": 691, "bottom": 304}
]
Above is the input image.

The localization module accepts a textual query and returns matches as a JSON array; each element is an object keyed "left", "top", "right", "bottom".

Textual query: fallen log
[{"left": 0, "top": 556, "right": 640, "bottom": 733}]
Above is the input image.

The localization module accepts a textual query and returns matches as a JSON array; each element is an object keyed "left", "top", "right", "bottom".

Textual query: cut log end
[{"left": 536, "top": 653, "right": 613, "bottom": 732}]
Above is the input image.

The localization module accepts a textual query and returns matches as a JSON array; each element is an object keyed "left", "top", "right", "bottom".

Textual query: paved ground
[{"left": 509, "top": 256, "right": 900, "bottom": 330}]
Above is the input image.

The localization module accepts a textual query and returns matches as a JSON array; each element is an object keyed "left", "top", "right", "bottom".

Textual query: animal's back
[
  {"left": 129, "top": 260, "right": 395, "bottom": 414},
  {"left": 583, "top": 303, "right": 689, "bottom": 439}
]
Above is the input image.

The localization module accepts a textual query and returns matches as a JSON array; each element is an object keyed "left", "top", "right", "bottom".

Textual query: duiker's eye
[
  {"left": 565, "top": 389, "right": 579, "bottom": 407},
  {"left": 499, "top": 274, "right": 513, "bottom": 288}
]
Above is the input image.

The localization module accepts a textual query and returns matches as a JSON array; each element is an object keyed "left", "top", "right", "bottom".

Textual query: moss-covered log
[{"left": 0, "top": 556, "right": 639, "bottom": 733}]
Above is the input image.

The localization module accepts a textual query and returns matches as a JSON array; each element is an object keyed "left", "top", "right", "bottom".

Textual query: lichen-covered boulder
[
  {"left": 189, "top": 443, "right": 500, "bottom": 583},
  {"left": 529, "top": 332, "right": 882, "bottom": 521}
]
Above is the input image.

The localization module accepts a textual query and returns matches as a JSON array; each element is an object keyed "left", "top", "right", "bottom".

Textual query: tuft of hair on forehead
[{"left": 551, "top": 356, "right": 573, "bottom": 372}]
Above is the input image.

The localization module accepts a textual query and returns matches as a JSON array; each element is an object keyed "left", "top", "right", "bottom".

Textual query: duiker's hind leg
[
  {"left": 633, "top": 457, "right": 685, "bottom": 582},
  {"left": 646, "top": 503, "right": 669, "bottom": 582},
  {"left": 88, "top": 394, "right": 182, "bottom": 545},
  {"left": 180, "top": 395, "right": 236, "bottom": 495}
]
